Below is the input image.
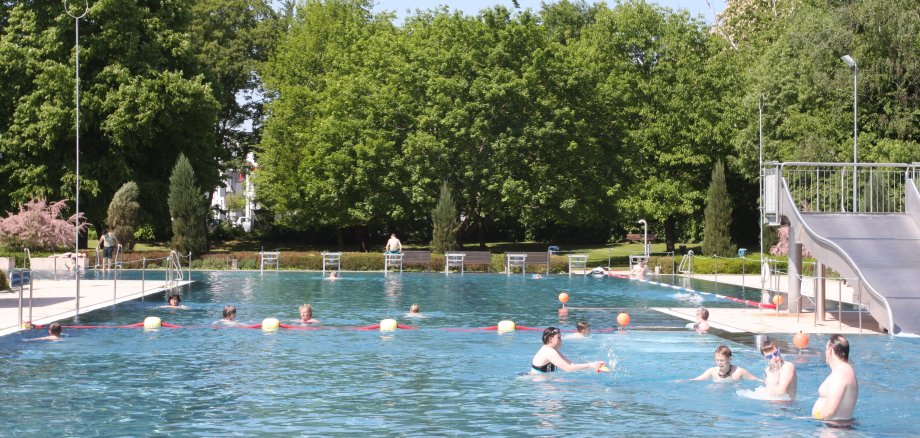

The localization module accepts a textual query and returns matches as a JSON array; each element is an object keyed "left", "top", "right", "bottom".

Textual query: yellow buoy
[
  {"left": 380, "top": 318, "right": 398, "bottom": 332},
  {"left": 262, "top": 317, "right": 281, "bottom": 331},
  {"left": 143, "top": 316, "right": 162, "bottom": 330},
  {"left": 497, "top": 320, "right": 516, "bottom": 333}
]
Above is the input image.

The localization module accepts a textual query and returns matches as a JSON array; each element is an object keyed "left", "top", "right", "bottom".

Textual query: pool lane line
[{"left": 609, "top": 273, "right": 776, "bottom": 310}]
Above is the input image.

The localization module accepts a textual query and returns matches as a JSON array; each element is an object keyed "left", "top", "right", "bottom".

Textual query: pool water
[{"left": 1, "top": 272, "right": 917, "bottom": 436}]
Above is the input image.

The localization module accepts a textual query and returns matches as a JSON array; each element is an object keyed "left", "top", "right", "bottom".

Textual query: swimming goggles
[{"left": 763, "top": 349, "right": 781, "bottom": 360}]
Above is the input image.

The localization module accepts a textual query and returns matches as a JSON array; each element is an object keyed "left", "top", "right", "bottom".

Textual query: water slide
[{"left": 778, "top": 177, "right": 920, "bottom": 335}]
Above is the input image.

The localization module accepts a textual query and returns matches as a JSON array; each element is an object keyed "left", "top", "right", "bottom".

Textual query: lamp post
[
  {"left": 66, "top": 0, "right": 89, "bottom": 318},
  {"left": 638, "top": 219, "right": 648, "bottom": 257},
  {"left": 841, "top": 54, "right": 858, "bottom": 212},
  {"left": 758, "top": 96, "right": 765, "bottom": 296}
]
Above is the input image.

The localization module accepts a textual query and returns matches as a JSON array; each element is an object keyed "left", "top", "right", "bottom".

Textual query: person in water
[
  {"left": 164, "top": 293, "right": 187, "bottom": 309},
  {"left": 761, "top": 340, "right": 797, "bottom": 400},
  {"left": 221, "top": 305, "right": 237, "bottom": 323},
  {"left": 531, "top": 326, "right": 604, "bottom": 373},
  {"left": 34, "top": 322, "right": 62, "bottom": 341},
  {"left": 812, "top": 334, "right": 858, "bottom": 422},
  {"left": 693, "top": 307, "right": 710, "bottom": 333},
  {"left": 692, "top": 345, "right": 760, "bottom": 382},
  {"left": 299, "top": 304, "right": 318, "bottom": 324},
  {"left": 564, "top": 321, "right": 590, "bottom": 339}
]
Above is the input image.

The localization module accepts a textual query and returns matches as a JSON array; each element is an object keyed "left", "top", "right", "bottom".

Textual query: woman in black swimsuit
[{"left": 531, "top": 327, "right": 605, "bottom": 373}]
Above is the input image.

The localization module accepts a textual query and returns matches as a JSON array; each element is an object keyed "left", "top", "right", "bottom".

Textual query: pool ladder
[{"left": 678, "top": 250, "right": 694, "bottom": 276}]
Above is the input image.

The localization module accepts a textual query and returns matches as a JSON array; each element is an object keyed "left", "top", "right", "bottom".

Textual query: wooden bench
[
  {"left": 625, "top": 233, "right": 657, "bottom": 243},
  {"left": 402, "top": 250, "right": 432, "bottom": 269}
]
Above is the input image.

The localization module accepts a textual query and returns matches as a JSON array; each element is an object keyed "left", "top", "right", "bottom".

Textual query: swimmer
[
  {"left": 531, "top": 326, "right": 605, "bottom": 373},
  {"left": 532, "top": 274, "right": 543, "bottom": 279},
  {"left": 328, "top": 271, "right": 339, "bottom": 280},
  {"left": 761, "top": 340, "right": 797, "bottom": 400},
  {"left": 162, "top": 293, "right": 188, "bottom": 309},
  {"left": 298, "top": 304, "right": 318, "bottom": 324},
  {"left": 405, "top": 303, "right": 424, "bottom": 318},
  {"left": 692, "top": 345, "right": 761, "bottom": 382},
  {"left": 693, "top": 307, "right": 710, "bottom": 333},
  {"left": 631, "top": 259, "right": 647, "bottom": 280},
  {"left": 33, "top": 322, "right": 62, "bottom": 341},
  {"left": 220, "top": 305, "right": 238, "bottom": 324},
  {"left": 812, "top": 334, "right": 858, "bottom": 422},
  {"left": 564, "top": 321, "right": 590, "bottom": 339}
]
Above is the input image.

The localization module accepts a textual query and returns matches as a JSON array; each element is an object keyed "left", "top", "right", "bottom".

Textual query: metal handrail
[{"left": 678, "top": 250, "right": 694, "bottom": 275}]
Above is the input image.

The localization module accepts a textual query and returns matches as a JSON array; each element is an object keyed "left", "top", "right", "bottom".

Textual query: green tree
[
  {"left": 430, "top": 182, "right": 461, "bottom": 253},
  {"left": 168, "top": 154, "right": 207, "bottom": 256},
  {"left": 0, "top": 1, "right": 220, "bottom": 240},
  {"left": 105, "top": 181, "right": 139, "bottom": 250},
  {"left": 702, "top": 160, "right": 736, "bottom": 256}
]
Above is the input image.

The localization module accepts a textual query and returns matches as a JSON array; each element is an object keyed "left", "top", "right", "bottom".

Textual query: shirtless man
[
  {"left": 34, "top": 322, "right": 62, "bottom": 341},
  {"left": 692, "top": 345, "right": 761, "bottom": 382},
  {"left": 812, "top": 334, "right": 858, "bottom": 422},
  {"left": 564, "top": 321, "right": 590, "bottom": 339},
  {"left": 760, "top": 340, "right": 797, "bottom": 399},
  {"left": 693, "top": 307, "right": 710, "bottom": 333},
  {"left": 385, "top": 233, "right": 402, "bottom": 254},
  {"left": 631, "top": 259, "right": 647, "bottom": 280}
]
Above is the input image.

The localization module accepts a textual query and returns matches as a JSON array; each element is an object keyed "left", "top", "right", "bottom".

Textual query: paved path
[
  {"left": 652, "top": 307, "right": 881, "bottom": 335},
  {"left": 1, "top": 278, "right": 192, "bottom": 337}
]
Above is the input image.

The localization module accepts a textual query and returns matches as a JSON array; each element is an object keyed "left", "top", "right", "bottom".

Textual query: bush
[
  {"left": 0, "top": 270, "right": 8, "bottom": 290},
  {"left": 168, "top": 154, "right": 208, "bottom": 256},
  {"left": 0, "top": 199, "right": 89, "bottom": 251},
  {"left": 106, "top": 181, "right": 140, "bottom": 250},
  {"left": 133, "top": 224, "right": 156, "bottom": 242}
]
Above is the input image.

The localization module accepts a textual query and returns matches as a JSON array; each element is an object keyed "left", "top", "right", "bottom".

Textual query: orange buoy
[
  {"left": 793, "top": 331, "right": 810, "bottom": 349},
  {"left": 558, "top": 292, "right": 570, "bottom": 304},
  {"left": 617, "top": 312, "right": 631, "bottom": 327},
  {"left": 772, "top": 294, "right": 784, "bottom": 306}
]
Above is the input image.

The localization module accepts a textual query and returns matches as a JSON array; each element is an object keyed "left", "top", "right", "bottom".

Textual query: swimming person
[
  {"left": 299, "top": 304, "right": 318, "bottom": 324},
  {"left": 692, "top": 345, "right": 760, "bottom": 382},
  {"left": 328, "top": 271, "right": 339, "bottom": 280},
  {"left": 531, "top": 327, "right": 605, "bottom": 373},
  {"left": 386, "top": 233, "right": 402, "bottom": 254},
  {"left": 163, "top": 293, "right": 187, "bottom": 309},
  {"left": 760, "top": 340, "right": 797, "bottom": 400},
  {"left": 221, "top": 305, "right": 238, "bottom": 324},
  {"left": 34, "top": 322, "right": 62, "bottom": 341},
  {"left": 631, "top": 259, "right": 647, "bottom": 280},
  {"left": 812, "top": 334, "right": 858, "bottom": 422},
  {"left": 694, "top": 307, "right": 710, "bottom": 333},
  {"left": 564, "top": 321, "right": 590, "bottom": 339}
]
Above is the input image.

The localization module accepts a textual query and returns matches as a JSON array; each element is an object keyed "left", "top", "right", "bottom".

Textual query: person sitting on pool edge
[
  {"left": 34, "top": 322, "right": 63, "bottom": 341},
  {"left": 564, "top": 321, "right": 590, "bottom": 339},
  {"left": 692, "top": 345, "right": 760, "bottom": 382},
  {"left": 761, "top": 340, "right": 797, "bottom": 400},
  {"left": 531, "top": 326, "right": 605, "bottom": 373},
  {"left": 386, "top": 233, "right": 402, "bottom": 254},
  {"left": 299, "top": 304, "right": 318, "bottom": 324}
]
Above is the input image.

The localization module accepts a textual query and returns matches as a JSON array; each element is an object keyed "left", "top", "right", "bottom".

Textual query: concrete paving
[
  {"left": 0, "top": 278, "right": 192, "bottom": 337},
  {"left": 652, "top": 306, "right": 882, "bottom": 335}
]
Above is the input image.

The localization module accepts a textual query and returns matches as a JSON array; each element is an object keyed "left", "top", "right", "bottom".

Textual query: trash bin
[
  {"left": 548, "top": 245, "right": 560, "bottom": 255},
  {"left": 678, "top": 245, "right": 687, "bottom": 254},
  {"left": 738, "top": 248, "right": 747, "bottom": 257}
]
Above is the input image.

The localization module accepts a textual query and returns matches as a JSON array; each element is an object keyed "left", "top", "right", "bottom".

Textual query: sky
[{"left": 371, "top": 0, "right": 726, "bottom": 24}]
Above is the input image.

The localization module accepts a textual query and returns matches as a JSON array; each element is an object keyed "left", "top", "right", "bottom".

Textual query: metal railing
[
  {"left": 677, "top": 250, "right": 694, "bottom": 276},
  {"left": 768, "top": 162, "right": 912, "bottom": 215}
]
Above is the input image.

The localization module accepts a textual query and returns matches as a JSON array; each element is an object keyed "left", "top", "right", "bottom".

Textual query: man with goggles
[{"left": 760, "top": 340, "right": 797, "bottom": 400}]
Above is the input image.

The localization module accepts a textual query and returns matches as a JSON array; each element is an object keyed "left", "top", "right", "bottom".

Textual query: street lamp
[
  {"left": 66, "top": 0, "right": 89, "bottom": 317},
  {"left": 638, "top": 219, "right": 648, "bottom": 257},
  {"left": 841, "top": 54, "right": 858, "bottom": 211}
]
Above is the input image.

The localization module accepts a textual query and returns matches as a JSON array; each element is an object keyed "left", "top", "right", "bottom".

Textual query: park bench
[
  {"left": 402, "top": 250, "right": 432, "bottom": 270},
  {"left": 625, "top": 233, "right": 657, "bottom": 243}
]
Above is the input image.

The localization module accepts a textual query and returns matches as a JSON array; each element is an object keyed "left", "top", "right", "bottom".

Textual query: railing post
[{"left": 141, "top": 257, "right": 146, "bottom": 298}]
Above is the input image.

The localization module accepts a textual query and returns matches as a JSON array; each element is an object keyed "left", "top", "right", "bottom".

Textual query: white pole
[
  {"left": 759, "top": 96, "right": 765, "bottom": 295},
  {"left": 66, "top": 0, "right": 89, "bottom": 319}
]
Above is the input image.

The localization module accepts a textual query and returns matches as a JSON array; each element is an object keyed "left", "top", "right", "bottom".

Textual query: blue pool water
[{"left": 1, "top": 272, "right": 917, "bottom": 436}]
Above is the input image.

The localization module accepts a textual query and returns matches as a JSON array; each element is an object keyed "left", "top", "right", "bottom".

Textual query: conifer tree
[
  {"left": 106, "top": 182, "right": 140, "bottom": 250},
  {"left": 430, "top": 182, "right": 461, "bottom": 253},
  {"left": 701, "top": 160, "right": 736, "bottom": 257},
  {"left": 168, "top": 154, "right": 208, "bottom": 256}
]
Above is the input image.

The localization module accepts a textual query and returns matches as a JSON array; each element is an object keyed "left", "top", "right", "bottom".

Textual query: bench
[
  {"left": 505, "top": 251, "right": 552, "bottom": 275},
  {"left": 625, "top": 233, "right": 657, "bottom": 243},
  {"left": 402, "top": 251, "right": 432, "bottom": 269}
]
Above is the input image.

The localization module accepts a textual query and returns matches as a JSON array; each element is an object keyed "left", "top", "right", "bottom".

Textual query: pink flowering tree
[
  {"left": 0, "top": 199, "right": 89, "bottom": 251},
  {"left": 769, "top": 225, "right": 812, "bottom": 258}
]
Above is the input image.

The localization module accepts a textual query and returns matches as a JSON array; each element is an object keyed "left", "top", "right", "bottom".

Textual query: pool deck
[
  {"left": 0, "top": 278, "right": 192, "bottom": 337},
  {"left": 651, "top": 307, "right": 882, "bottom": 335}
]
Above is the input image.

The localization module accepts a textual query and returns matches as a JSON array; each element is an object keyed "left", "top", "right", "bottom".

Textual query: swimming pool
[{"left": 1, "top": 272, "right": 917, "bottom": 436}]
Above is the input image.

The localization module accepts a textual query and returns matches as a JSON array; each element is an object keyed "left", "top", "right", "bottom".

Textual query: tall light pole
[
  {"left": 841, "top": 54, "right": 858, "bottom": 212},
  {"left": 638, "top": 219, "right": 648, "bottom": 257},
  {"left": 66, "top": 0, "right": 89, "bottom": 318},
  {"left": 758, "top": 96, "right": 765, "bottom": 295}
]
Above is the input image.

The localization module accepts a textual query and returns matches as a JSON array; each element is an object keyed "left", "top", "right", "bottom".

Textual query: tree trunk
[
  {"left": 477, "top": 216, "right": 486, "bottom": 249},
  {"left": 664, "top": 216, "right": 676, "bottom": 253},
  {"left": 336, "top": 228, "right": 344, "bottom": 251}
]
